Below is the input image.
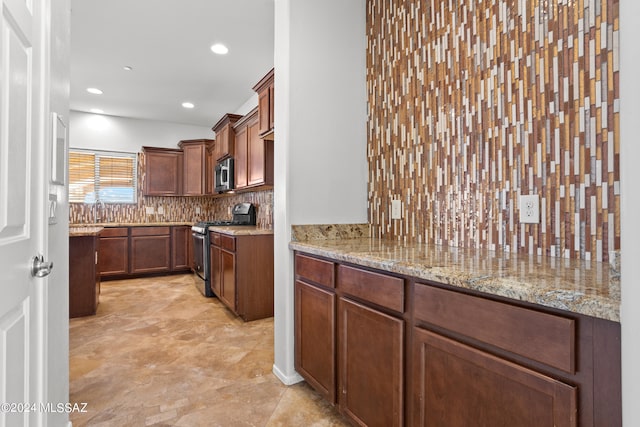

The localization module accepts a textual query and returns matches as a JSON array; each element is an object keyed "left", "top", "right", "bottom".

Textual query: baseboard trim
[{"left": 272, "top": 364, "right": 304, "bottom": 385}]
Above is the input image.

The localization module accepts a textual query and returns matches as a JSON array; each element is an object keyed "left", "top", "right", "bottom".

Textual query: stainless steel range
[{"left": 191, "top": 203, "right": 256, "bottom": 297}]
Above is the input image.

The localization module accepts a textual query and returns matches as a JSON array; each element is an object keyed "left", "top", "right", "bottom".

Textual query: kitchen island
[
  {"left": 290, "top": 224, "right": 621, "bottom": 427},
  {"left": 69, "top": 226, "right": 104, "bottom": 317}
]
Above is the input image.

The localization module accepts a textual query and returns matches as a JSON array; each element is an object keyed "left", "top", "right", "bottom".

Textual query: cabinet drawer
[
  {"left": 100, "top": 227, "right": 128, "bottom": 237},
  {"left": 220, "top": 235, "right": 235, "bottom": 251},
  {"left": 130, "top": 226, "right": 170, "bottom": 236},
  {"left": 210, "top": 232, "right": 220, "bottom": 246},
  {"left": 414, "top": 283, "right": 576, "bottom": 373},
  {"left": 295, "top": 254, "right": 335, "bottom": 288},
  {"left": 337, "top": 265, "right": 404, "bottom": 313}
]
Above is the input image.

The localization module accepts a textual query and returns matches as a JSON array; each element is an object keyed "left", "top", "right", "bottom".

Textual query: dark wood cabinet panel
[
  {"left": 253, "top": 68, "right": 274, "bottom": 139},
  {"left": 339, "top": 297, "right": 404, "bottom": 427},
  {"left": 205, "top": 144, "right": 215, "bottom": 194},
  {"left": 69, "top": 235, "right": 100, "bottom": 318},
  {"left": 211, "top": 114, "right": 242, "bottom": 161},
  {"left": 210, "top": 232, "right": 274, "bottom": 321},
  {"left": 337, "top": 264, "right": 404, "bottom": 313},
  {"left": 178, "top": 139, "right": 213, "bottom": 196},
  {"left": 295, "top": 253, "right": 335, "bottom": 288},
  {"left": 142, "top": 147, "right": 183, "bottom": 196},
  {"left": 130, "top": 235, "right": 171, "bottom": 274},
  {"left": 295, "top": 280, "right": 337, "bottom": 403},
  {"left": 233, "top": 108, "right": 273, "bottom": 191},
  {"left": 412, "top": 328, "right": 577, "bottom": 427},
  {"left": 171, "top": 226, "right": 191, "bottom": 271},
  {"left": 98, "top": 235, "right": 129, "bottom": 277},
  {"left": 234, "top": 124, "right": 248, "bottom": 189}
]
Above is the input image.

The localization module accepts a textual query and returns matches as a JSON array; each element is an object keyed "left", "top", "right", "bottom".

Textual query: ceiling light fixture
[
  {"left": 210, "top": 43, "right": 229, "bottom": 55},
  {"left": 182, "top": 102, "right": 195, "bottom": 109},
  {"left": 123, "top": 66, "right": 133, "bottom": 71},
  {"left": 90, "top": 108, "right": 104, "bottom": 114},
  {"left": 86, "top": 87, "right": 103, "bottom": 95}
]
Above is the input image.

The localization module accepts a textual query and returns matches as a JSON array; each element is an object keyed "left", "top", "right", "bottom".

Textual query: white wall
[
  {"left": 69, "top": 110, "right": 213, "bottom": 152},
  {"left": 620, "top": 0, "right": 639, "bottom": 424},
  {"left": 272, "top": 0, "right": 368, "bottom": 384}
]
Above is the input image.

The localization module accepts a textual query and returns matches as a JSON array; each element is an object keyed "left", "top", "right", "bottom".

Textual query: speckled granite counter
[
  {"left": 289, "top": 225, "right": 620, "bottom": 322},
  {"left": 69, "top": 226, "right": 104, "bottom": 237},
  {"left": 70, "top": 221, "right": 194, "bottom": 227},
  {"left": 208, "top": 226, "right": 273, "bottom": 236}
]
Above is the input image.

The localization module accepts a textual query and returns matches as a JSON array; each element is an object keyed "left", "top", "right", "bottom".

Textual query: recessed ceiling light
[
  {"left": 87, "top": 87, "right": 103, "bottom": 95},
  {"left": 90, "top": 108, "right": 104, "bottom": 114},
  {"left": 182, "top": 102, "right": 195, "bottom": 109},
  {"left": 210, "top": 43, "right": 229, "bottom": 55},
  {"left": 123, "top": 66, "right": 133, "bottom": 71}
]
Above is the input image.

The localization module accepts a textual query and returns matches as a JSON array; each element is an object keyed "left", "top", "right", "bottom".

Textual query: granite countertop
[
  {"left": 208, "top": 226, "right": 274, "bottom": 236},
  {"left": 70, "top": 221, "right": 194, "bottom": 227},
  {"left": 69, "top": 226, "right": 104, "bottom": 237},
  {"left": 289, "top": 232, "right": 621, "bottom": 322}
]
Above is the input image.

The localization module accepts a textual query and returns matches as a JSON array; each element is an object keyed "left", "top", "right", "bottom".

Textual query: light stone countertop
[
  {"left": 208, "top": 226, "right": 274, "bottom": 236},
  {"left": 289, "top": 236, "right": 621, "bottom": 322},
  {"left": 70, "top": 221, "right": 194, "bottom": 227},
  {"left": 69, "top": 226, "right": 104, "bottom": 237}
]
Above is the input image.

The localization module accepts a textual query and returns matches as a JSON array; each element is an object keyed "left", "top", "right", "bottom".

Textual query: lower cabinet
[
  {"left": 209, "top": 231, "right": 274, "bottom": 321},
  {"left": 412, "top": 328, "right": 576, "bottom": 427},
  {"left": 69, "top": 235, "right": 100, "bottom": 317},
  {"left": 99, "top": 225, "right": 192, "bottom": 279},
  {"left": 293, "top": 251, "right": 622, "bottom": 427},
  {"left": 98, "top": 227, "right": 129, "bottom": 277}
]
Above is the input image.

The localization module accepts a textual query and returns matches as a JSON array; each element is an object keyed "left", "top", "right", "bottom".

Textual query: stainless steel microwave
[{"left": 215, "top": 157, "right": 234, "bottom": 193}]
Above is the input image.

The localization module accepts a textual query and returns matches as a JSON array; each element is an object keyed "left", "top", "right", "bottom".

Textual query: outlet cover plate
[
  {"left": 519, "top": 194, "right": 540, "bottom": 224},
  {"left": 145, "top": 206, "right": 155, "bottom": 215},
  {"left": 391, "top": 200, "right": 402, "bottom": 219}
]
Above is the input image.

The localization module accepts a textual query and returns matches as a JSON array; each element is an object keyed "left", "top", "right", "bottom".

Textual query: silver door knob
[{"left": 31, "top": 254, "right": 53, "bottom": 278}]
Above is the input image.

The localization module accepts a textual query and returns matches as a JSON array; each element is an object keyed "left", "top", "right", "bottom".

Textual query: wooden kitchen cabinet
[
  {"left": 205, "top": 143, "right": 216, "bottom": 194},
  {"left": 209, "top": 231, "right": 274, "bottom": 321},
  {"left": 233, "top": 108, "right": 274, "bottom": 191},
  {"left": 178, "top": 139, "right": 214, "bottom": 196},
  {"left": 171, "top": 225, "right": 192, "bottom": 271},
  {"left": 142, "top": 146, "right": 183, "bottom": 196},
  {"left": 412, "top": 328, "right": 576, "bottom": 427},
  {"left": 211, "top": 113, "right": 243, "bottom": 161},
  {"left": 294, "top": 254, "right": 405, "bottom": 426},
  {"left": 130, "top": 226, "right": 171, "bottom": 274},
  {"left": 98, "top": 227, "right": 129, "bottom": 277},
  {"left": 69, "top": 234, "right": 100, "bottom": 317},
  {"left": 253, "top": 68, "right": 274, "bottom": 139}
]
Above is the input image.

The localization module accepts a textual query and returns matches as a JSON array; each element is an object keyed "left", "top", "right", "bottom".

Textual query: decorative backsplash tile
[
  {"left": 366, "top": 0, "right": 619, "bottom": 262},
  {"left": 70, "top": 152, "right": 273, "bottom": 229}
]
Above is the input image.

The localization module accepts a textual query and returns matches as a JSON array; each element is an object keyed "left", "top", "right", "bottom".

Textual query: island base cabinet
[
  {"left": 411, "top": 328, "right": 577, "bottom": 427},
  {"left": 339, "top": 298, "right": 404, "bottom": 427},
  {"left": 294, "top": 280, "right": 336, "bottom": 404},
  {"left": 69, "top": 235, "right": 100, "bottom": 318}
]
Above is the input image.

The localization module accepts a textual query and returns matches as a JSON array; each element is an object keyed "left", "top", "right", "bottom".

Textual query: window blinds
[{"left": 68, "top": 149, "right": 138, "bottom": 203}]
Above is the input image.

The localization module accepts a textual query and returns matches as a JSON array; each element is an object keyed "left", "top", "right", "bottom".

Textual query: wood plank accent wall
[{"left": 366, "top": 0, "right": 620, "bottom": 262}]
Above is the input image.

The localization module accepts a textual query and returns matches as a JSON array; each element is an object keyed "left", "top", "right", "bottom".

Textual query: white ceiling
[{"left": 70, "top": 0, "right": 275, "bottom": 128}]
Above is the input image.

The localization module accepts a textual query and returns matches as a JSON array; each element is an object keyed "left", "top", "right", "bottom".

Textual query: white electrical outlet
[
  {"left": 391, "top": 200, "right": 402, "bottom": 219},
  {"left": 519, "top": 194, "right": 540, "bottom": 224},
  {"left": 195, "top": 206, "right": 201, "bottom": 214},
  {"left": 145, "top": 206, "right": 155, "bottom": 215},
  {"left": 157, "top": 206, "right": 164, "bottom": 215}
]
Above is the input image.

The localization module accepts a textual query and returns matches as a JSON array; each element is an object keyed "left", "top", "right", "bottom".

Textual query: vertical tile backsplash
[
  {"left": 366, "top": 0, "right": 620, "bottom": 262},
  {"left": 69, "top": 152, "right": 273, "bottom": 229}
]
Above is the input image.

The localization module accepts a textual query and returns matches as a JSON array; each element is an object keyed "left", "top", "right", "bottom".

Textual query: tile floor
[{"left": 69, "top": 274, "right": 350, "bottom": 426}]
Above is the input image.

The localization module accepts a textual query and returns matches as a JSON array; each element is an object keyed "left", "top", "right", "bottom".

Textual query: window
[{"left": 69, "top": 149, "right": 138, "bottom": 204}]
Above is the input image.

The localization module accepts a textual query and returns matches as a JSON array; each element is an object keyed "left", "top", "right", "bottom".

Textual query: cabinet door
[
  {"left": 130, "top": 235, "right": 171, "bottom": 274},
  {"left": 219, "top": 249, "right": 236, "bottom": 312},
  {"left": 234, "top": 125, "right": 248, "bottom": 189},
  {"left": 205, "top": 146, "right": 215, "bottom": 194},
  {"left": 171, "top": 226, "right": 191, "bottom": 271},
  {"left": 99, "top": 236, "right": 129, "bottom": 276},
  {"left": 210, "top": 244, "right": 221, "bottom": 296},
  {"left": 247, "top": 118, "right": 265, "bottom": 186},
  {"left": 182, "top": 144, "right": 205, "bottom": 195},
  {"left": 338, "top": 297, "right": 404, "bottom": 427},
  {"left": 411, "top": 328, "right": 577, "bottom": 427},
  {"left": 144, "top": 150, "right": 182, "bottom": 196},
  {"left": 268, "top": 84, "right": 274, "bottom": 130},
  {"left": 295, "top": 280, "right": 337, "bottom": 403},
  {"left": 258, "top": 88, "right": 271, "bottom": 135}
]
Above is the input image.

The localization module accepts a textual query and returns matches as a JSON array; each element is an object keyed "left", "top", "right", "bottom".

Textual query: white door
[{"left": 0, "top": 0, "right": 50, "bottom": 425}]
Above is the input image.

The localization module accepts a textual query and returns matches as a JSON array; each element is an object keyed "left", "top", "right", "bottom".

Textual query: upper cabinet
[
  {"left": 142, "top": 147, "right": 183, "bottom": 196},
  {"left": 233, "top": 108, "right": 274, "bottom": 191},
  {"left": 178, "top": 139, "right": 214, "bottom": 196},
  {"left": 211, "top": 113, "right": 243, "bottom": 162},
  {"left": 253, "top": 68, "right": 274, "bottom": 140}
]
